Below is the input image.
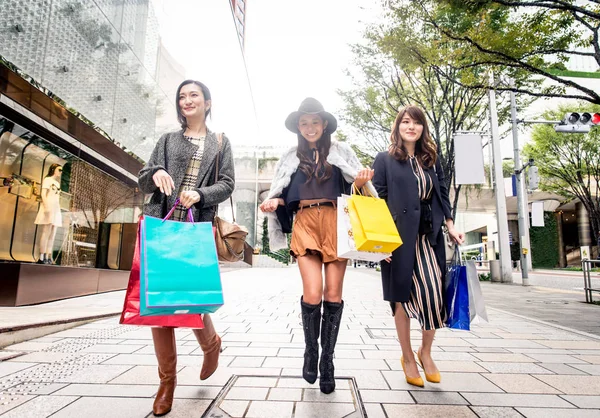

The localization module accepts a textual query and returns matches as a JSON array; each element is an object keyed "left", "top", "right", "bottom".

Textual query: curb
[{"left": 0, "top": 312, "right": 120, "bottom": 349}]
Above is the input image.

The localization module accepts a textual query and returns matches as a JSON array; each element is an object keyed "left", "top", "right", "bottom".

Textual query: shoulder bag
[{"left": 213, "top": 133, "right": 249, "bottom": 262}]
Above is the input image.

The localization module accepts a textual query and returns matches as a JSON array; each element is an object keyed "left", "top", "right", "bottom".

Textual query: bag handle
[
  {"left": 351, "top": 182, "right": 374, "bottom": 197},
  {"left": 214, "top": 133, "right": 235, "bottom": 222},
  {"left": 163, "top": 198, "right": 194, "bottom": 223},
  {"left": 452, "top": 245, "right": 463, "bottom": 266}
]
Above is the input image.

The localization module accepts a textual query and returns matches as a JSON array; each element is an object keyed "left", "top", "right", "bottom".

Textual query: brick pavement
[{"left": 0, "top": 267, "right": 599, "bottom": 417}]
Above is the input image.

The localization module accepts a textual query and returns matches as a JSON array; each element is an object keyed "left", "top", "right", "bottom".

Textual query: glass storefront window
[{"left": 0, "top": 116, "right": 143, "bottom": 268}]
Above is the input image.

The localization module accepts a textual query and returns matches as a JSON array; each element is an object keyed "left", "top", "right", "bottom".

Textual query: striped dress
[
  {"left": 402, "top": 156, "right": 445, "bottom": 330},
  {"left": 172, "top": 135, "right": 205, "bottom": 222}
]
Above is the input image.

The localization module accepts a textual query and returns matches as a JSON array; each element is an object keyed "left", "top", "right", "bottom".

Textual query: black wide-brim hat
[{"left": 285, "top": 97, "right": 337, "bottom": 134}]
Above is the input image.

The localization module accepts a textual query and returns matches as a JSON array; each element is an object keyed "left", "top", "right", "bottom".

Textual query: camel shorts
[{"left": 290, "top": 205, "right": 346, "bottom": 263}]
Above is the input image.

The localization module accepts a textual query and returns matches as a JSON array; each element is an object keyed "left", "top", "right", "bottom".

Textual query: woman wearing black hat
[{"left": 260, "top": 97, "right": 374, "bottom": 394}]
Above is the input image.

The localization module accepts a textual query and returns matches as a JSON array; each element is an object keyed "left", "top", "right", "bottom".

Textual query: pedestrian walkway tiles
[
  {"left": 1, "top": 278, "right": 600, "bottom": 417},
  {"left": 1, "top": 308, "right": 600, "bottom": 417}
]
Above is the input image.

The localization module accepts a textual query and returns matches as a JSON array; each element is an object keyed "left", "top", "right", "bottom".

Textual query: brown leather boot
[
  {"left": 192, "top": 314, "right": 221, "bottom": 380},
  {"left": 151, "top": 327, "right": 177, "bottom": 416}
]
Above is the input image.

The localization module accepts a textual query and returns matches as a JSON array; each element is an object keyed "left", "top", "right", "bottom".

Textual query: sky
[
  {"left": 151, "top": 0, "right": 380, "bottom": 151},
  {"left": 149, "top": 0, "right": 600, "bottom": 160}
]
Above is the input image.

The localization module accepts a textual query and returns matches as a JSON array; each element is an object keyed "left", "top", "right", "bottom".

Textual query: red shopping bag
[{"left": 119, "top": 220, "right": 205, "bottom": 328}]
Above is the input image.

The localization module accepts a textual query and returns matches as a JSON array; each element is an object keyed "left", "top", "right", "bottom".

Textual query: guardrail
[{"left": 581, "top": 259, "right": 600, "bottom": 303}]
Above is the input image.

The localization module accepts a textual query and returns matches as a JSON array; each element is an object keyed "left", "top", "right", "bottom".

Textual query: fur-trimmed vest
[{"left": 266, "top": 140, "right": 377, "bottom": 251}]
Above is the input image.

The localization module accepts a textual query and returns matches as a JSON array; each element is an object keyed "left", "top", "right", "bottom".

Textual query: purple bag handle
[{"left": 163, "top": 198, "right": 194, "bottom": 223}]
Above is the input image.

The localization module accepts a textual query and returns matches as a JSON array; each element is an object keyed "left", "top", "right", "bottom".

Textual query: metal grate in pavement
[{"left": 201, "top": 375, "right": 366, "bottom": 418}]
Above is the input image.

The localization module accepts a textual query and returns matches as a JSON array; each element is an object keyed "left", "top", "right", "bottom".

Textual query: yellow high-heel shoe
[
  {"left": 400, "top": 356, "right": 424, "bottom": 387},
  {"left": 415, "top": 349, "right": 441, "bottom": 383}
]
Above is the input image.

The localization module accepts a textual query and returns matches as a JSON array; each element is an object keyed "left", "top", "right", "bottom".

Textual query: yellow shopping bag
[{"left": 348, "top": 185, "right": 402, "bottom": 253}]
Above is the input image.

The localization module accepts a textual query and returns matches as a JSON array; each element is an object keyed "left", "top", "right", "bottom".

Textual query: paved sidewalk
[
  {"left": 477, "top": 283, "right": 600, "bottom": 336},
  {"left": 509, "top": 270, "right": 600, "bottom": 293},
  {"left": 1, "top": 268, "right": 600, "bottom": 417},
  {"left": 0, "top": 292, "right": 124, "bottom": 331}
]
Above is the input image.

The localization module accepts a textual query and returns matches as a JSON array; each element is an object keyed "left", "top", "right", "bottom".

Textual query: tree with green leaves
[
  {"left": 338, "top": 0, "right": 528, "bottom": 218},
  {"left": 421, "top": 0, "right": 600, "bottom": 103},
  {"left": 523, "top": 103, "right": 600, "bottom": 238}
]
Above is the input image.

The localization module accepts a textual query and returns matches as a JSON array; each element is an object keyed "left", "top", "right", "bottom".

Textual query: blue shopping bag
[
  {"left": 139, "top": 203, "right": 224, "bottom": 316},
  {"left": 445, "top": 249, "right": 470, "bottom": 330}
]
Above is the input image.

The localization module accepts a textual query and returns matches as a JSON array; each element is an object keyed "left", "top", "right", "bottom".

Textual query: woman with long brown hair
[
  {"left": 138, "top": 79, "right": 234, "bottom": 416},
  {"left": 372, "top": 105, "right": 464, "bottom": 387},
  {"left": 260, "top": 97, "right": 374, "bottom": 394}
]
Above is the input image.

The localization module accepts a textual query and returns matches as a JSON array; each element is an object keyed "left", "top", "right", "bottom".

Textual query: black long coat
[{"left": 372, "top": 152, "right": 453, "bottom": 303}]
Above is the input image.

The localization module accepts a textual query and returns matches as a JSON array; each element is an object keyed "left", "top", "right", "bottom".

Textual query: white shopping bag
[
  {"left": 465, "top": 260, "right": 489, "bottom": 324},
  {"left": 337, "top": 195, "right": 391, "bottom": 262}
]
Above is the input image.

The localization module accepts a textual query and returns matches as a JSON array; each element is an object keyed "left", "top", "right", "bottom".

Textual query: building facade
[{"left": 0, "top": 0, "right": 181, "bottom": 305}]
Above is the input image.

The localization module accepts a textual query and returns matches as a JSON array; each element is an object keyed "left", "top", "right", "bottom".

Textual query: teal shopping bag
[{"left": 139, "top": 213, "right": 224, "bottom": 316}]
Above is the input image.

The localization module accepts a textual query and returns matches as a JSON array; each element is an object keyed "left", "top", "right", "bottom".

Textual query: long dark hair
[
  {"left": 46, "top": 163, "right": 61, "bottom": 178},
  {"left": 297, "top": 129, "right": 333, "bottom": 183},
  {"left": 175, "top": 80, "right": 212, "bottom": 129},
  {"left": 389, "top": 105, "right": 437, "bottom": 168}
]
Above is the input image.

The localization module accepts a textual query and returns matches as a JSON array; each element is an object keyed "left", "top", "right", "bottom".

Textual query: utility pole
[
  {"left": 509, "top": 79, "right": 531, "bottom": 286},
  {"left": 489, "top": 72, "right": 513, "bottom": 283}
]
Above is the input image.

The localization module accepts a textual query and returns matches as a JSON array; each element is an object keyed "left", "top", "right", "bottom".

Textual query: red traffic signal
[
  {"left": 556, "top": 112, "right": 600, "bottom": 133},
  {"left": 563, "top": 112, "right": 600, "bottom": 126}
]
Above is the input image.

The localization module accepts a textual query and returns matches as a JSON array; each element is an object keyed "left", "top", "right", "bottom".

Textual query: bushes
[
  {"left": 530, "top": 213, "right": 559, "bottom": 268},
  {"left": 261, "top": 216, "right": 291, "bottom": 265}
]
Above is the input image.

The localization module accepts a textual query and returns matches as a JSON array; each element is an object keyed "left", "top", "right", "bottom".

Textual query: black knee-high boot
[
  {"left": 319, "top": 300, "right": 344, "bottom": 394},
  {"left": 301, "top": 297, "right": 321, "bottom": 384}
]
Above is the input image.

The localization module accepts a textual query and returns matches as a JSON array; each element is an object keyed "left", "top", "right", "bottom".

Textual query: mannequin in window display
[{"left": 34, "top": 164, "right": 63, "bottom": 264}]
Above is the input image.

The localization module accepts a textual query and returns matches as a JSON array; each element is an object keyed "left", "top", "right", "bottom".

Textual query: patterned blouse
[
  {"left": 409, "top": 156, "right": 433, "bottom": 201},
  {"left": 172, "top": 135, "right": 206, "bottom": 222}
]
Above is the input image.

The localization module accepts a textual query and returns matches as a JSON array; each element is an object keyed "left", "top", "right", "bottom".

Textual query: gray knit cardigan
[{"left": 138, "top": 129, "right": 235, "bottom": 222}]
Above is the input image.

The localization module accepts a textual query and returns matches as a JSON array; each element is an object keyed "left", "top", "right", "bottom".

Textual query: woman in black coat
[{"left": 372, "top": 105, "right": 464, "bottom": 387}]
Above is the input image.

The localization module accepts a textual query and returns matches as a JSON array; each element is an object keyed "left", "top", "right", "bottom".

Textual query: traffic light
[{"left": 555, "top": 112, "right": 600, "bottom": 133}]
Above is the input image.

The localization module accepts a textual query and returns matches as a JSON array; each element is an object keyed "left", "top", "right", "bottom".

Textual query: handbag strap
[{"left": 214, "top": 133, "right": 235, "bottom": 222}]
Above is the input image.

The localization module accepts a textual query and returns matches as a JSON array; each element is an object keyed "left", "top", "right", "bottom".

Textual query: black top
[
  {"left": 275, "top": 165, "right": 351, "bottom": 233},
  {"left": 286, "top": 165, "right": 347, "bottom": 210}
]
